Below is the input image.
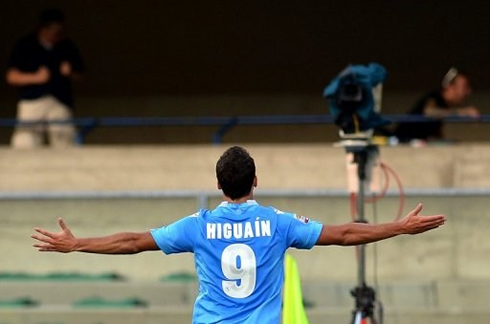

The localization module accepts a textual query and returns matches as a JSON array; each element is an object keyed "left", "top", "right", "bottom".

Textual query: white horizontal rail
[{"left": 1, "top": 188, "right": 489, "bottom": 200}]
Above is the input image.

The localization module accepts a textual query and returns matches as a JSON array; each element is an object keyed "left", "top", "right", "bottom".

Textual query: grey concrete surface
[
  {"left": 0, "top": 194, "right": 485, "bottom": 282},
  {"left": 2, "top": 144, "right": 490, "bottom": 192},
  {"left": 1, "top": 280, "right": 490, "bottom": 323},
  {"left": 1, "top": 306, "right": 490, "bottom": 324}
]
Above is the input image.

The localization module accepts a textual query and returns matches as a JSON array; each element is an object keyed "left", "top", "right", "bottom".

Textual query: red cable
[
  {"left": 350, "top": 192, "right": 357, "bottom": 220},
  {"left": 380, "top": 162, "right": 405, "bottom": 221},
  {"left": 351, "top": 161, "right": 405, "bottom": 220},
  {"left": 349, "top": 161, "right": 406, "bottom": 268},
  {"left": 365, "top": 163, "right": 390, "bottom": 203},
  {"left": 349, "top": 192, "right": 361, "bottom": 264},
  {"left": 348, "top": 160, "right": 406, "bottom": 305}
]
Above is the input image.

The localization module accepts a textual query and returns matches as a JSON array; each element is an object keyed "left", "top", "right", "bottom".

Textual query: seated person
[{"left": 395, "top": 68, "right": 480, "bottom": 143}]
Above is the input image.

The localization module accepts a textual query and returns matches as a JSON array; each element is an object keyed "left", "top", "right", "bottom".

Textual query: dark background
[
  {"left": 0, "top": 1, "right": 489, "bottom": 143},
  {"left": 2, "top": 1, "right": 489, "bottom": 96}
]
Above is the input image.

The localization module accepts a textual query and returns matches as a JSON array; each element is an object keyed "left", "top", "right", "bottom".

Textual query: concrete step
[
  {"left": 303, "top": 280, "right": 490, "bottom": 311},
  {"left": 1, "top": 306, "right": 489, "bottom": 324},
  {"left": 0, "top": 281, "right": 198, "bottom": 307},
  {"left": 2, "top": 280, "right": 489, "bottom": 311}
]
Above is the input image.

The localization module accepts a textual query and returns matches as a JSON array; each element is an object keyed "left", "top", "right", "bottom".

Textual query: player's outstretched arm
[
  {"left": 31, "top": 218, "right": 159, "bottom": 254},
  {"left": 316, "top": 203, "right": 446, "bottom": 246}
]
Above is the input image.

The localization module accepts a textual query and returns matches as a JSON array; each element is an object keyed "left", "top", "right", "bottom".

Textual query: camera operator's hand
[
  {"left": 34, "top": 66, "right": 50, "bottom": 84},
  {"left": 60, "top": 61, "right": 72, "bottom": 77},
  {"left": 6, "top": 66, "right": 50, "bottom": 86},
  {"left": 457, "top": 106, "right": 480, "bottom": 118}
]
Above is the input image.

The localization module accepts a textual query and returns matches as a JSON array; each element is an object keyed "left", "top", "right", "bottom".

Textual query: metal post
[{"left": 356, "top": 150, "right": 367, "bottom": 288}]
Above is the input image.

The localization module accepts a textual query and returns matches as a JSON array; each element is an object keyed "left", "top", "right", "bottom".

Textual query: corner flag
[{"left": 282, "top": 254, "right": 309, "bottom": 324}]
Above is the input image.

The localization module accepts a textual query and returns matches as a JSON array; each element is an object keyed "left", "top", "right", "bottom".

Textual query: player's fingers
[
  {"left": 422, "top": 224, "right": 442, "bottom": 232},
  {"left": 31, "top": 233, "right": 53, "bottom": 244},
  {"left": 58, "top": 218, "right": 68, "bottom": 231},
  {"left": 33, "top": 243, "right": 54, "bottom": 250},
  {"left": 422, "top": 215, "right": 446, "bottom": 224},
  {"left": 37, "top": 247, "right": 57, "bottom": 252},
  {"left": 420, "top": 217, "right": 445, "bottom": 230},
  {"left": 410, "top": 203, "right": 423, "bottom": 216},
  {"left": 34, "top": 228, "right": 55, "bottom": 238},
  {"left": 425, "top": 219, "right": 445, "bottom": 228}
]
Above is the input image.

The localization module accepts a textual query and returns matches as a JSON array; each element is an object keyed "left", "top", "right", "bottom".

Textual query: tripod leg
[
  {"left": 351, "top": 310, "right": 378, "bottom": 324},
  {"left": 351, "top": 310, "right": 362, "bottom": 324}
]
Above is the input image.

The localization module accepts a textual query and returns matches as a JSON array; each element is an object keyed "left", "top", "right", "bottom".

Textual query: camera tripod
[{"left": 346, "top": 144, "right": 383, "bottom": 324}]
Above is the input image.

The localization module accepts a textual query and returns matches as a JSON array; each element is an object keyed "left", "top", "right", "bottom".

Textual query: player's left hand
[
  {"left": 399, "top": 203, "right": 446, "bottom": 234},
  {"left": 31, "top": 218, "right": 77, "bottom": 253}
]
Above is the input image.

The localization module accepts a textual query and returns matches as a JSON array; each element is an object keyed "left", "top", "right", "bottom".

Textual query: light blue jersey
[{"left": 150, "top": 200, "right": 323, "bottom": 324}]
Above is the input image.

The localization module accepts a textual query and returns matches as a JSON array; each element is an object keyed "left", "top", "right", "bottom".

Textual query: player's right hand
[{"left": 31, "top": 218, "right": 77, "bottom": 253}]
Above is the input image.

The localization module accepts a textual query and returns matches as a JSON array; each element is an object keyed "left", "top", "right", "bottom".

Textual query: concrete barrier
[{"left": 2, "top": 143, "right": 490, "bottom": 192}]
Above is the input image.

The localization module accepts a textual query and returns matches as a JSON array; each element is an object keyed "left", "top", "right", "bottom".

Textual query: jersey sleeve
[
  {"left": 275, "top": 209, "right": 323, "bottom": 249},
  {"left": 150, "top": 214, "right": 198, "bottom": 254}
]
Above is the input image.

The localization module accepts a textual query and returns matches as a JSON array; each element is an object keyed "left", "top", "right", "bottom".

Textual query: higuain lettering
[{"left": 206, "top": 219, "right": 271, "bottom": 240}]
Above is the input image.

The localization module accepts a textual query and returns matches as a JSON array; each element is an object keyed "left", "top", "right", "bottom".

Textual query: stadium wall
[{"left": 1, "top": 144, "right": 490, "bottom": 282}]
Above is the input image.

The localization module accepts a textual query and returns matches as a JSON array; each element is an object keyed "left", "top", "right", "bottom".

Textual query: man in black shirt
[
  {"left": 6, "top": 9, "right": 84, "bottom": 148},
  {"left": 395, "top": 68, "right": 479, "bottom": 143}
]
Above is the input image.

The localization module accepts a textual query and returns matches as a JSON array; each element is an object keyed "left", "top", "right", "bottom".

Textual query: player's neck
[{"left": 223, "top": 193, "right": 254, "bottom": 204}]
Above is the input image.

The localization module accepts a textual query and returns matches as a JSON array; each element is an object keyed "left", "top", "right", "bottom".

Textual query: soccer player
[{"left": 31, "top": 146, "right": 446, "bottom": 324}]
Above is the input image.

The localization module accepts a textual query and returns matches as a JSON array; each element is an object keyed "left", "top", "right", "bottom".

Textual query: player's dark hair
[
  {"left": 216, "top": 146, "right": 256, "bottom": 200},
  {"left": 39, "top": 9, "right": 65, "bottom": 28}
]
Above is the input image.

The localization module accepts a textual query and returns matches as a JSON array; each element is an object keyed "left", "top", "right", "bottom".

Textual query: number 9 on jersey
[{"left": 221, "top": 244, "right": 257, "bottom": 298}]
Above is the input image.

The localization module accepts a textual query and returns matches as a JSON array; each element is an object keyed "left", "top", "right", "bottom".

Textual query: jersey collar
[{"left": 219, "top": 200, "right": 258, "bottom": 207}]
